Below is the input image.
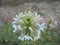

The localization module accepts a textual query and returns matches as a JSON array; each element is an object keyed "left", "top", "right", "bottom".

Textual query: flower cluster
[
  {"left": 12, "top": 10, "right": 46, "bottom": 41},
  {"left": 44, "top": 16, "right": 58, "bottom": 30},
  {"left": 0, "top": 17, "right": 12, "bottom": 23}
]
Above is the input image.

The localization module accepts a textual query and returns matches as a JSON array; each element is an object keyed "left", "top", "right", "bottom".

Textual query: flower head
[
  {"left": 12, "top": 10, "right": 46, "bottom": 41},
  {"left": 44, "top": 16, "right": 58, "bottom": 28}
]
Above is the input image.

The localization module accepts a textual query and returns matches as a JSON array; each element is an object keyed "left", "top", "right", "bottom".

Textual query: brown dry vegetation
[{"left": 0, "top": 0, "right": 60, "bottom": 33}]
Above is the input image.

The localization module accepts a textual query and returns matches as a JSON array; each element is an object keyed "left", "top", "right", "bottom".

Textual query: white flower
[{"left": 12, "top": 10, "right": 46, "bottom": 41}]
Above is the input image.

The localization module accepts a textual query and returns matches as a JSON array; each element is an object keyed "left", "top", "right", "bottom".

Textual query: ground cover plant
[{"left": 0, "top": 10, "right": 60, "bottom": 45}]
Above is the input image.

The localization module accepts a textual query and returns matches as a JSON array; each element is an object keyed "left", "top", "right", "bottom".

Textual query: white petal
[
  {"left": 12, "top": 25, "right": 17, "bottom": 28},
  {"left": 18, "top": 35, "right": 33, "bottom": 41},
  {"left": 12, "top": 25, "right": 17, "bottom": 32},
  {"left": 13, "top": 29, "right": 17, "bottom": 32},
  {"left": 35, "top": 12, "right": 38, "bottom": 16},
  {"left": 36, "top": 15, "right": 40, "bottom": 18},
  {"left": 13, "top": 17, "right": 18, "bottom": 21},
  {"left": 19, "top": 19, "right": 23, "bottom": 23},
  {"left": 40, "top": 23, "right": 46, "bottom": 27},
  {"left": 23, "top": 35, "right": 33, "bottom": 40},
  {"left": 12, "top": 21, "right": 17, "bottom": 24},
  {"left": 18, "top": 36, "right": 24, "bottom": 41},
  {"left": 19, "top": 12, "right": 23, "bottom": 15},
  {"left": 34, "top": 30, "right": 41, "bottom": 41},
  {"left": 16, "top": 15, "right": 19, "bottom": 18},
  {"left": 39, "top": 23, "right": 46, "bottom": 31},
  {"left": 29, "top": 27, "right": 33, "bottom": 31},
  {"left": 28, "top": 10, "right": 31, "bottom": 13},
  {"left": 18, "top": 25, "right": 22, "bottom": 30}
]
